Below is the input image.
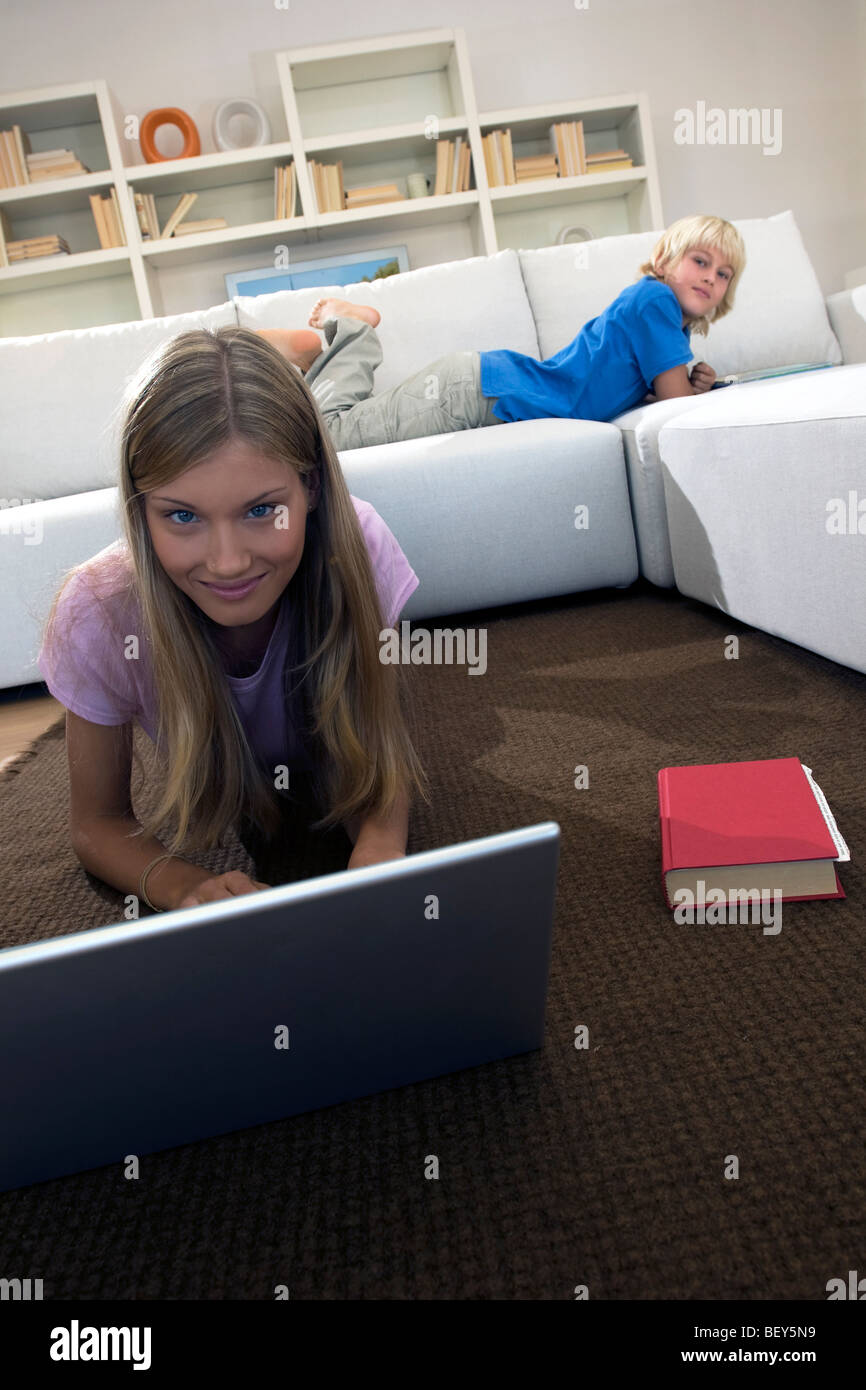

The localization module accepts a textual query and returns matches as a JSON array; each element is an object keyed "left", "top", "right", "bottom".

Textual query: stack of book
[
  {"left": 515, "top": 153, "right": 558, "bottom": 182},
  {"left": 308, "top": 160, "right": 345, "bottom": 213},
  {"left": 5, "top": 233, "right": 71, "bottom": 262},
  {"left": 0, "top": 127, "right": 90, "bottom": 185},
  {"left": 274, "top": 162, "right": 297, "bottom": 219},
  {"left": 345, "top": 182, "right": 403, "bottom": 210},
  {"left": 549, "top": 121, "right": 587, "bottom": 177},
  {"left": 481, "top": 130, "right": 515, "bottom": 186},
  {"left": 585, "top": 148, "right": 634, "bottom": 173},
  {"left": 89, "top": 190, "right": 127, "bottom": 248},
  {"left": 433, "top": 136, "right": 471, "bottom": 195},
  {"left": 26, "top": 148, "right": 90, "bottom": 181}
]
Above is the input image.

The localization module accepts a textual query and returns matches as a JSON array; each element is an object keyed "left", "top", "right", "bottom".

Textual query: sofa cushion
[
  {"left": 658, "top": 362, "right": 866, "bottom": 673},
  {"left": 337, "top": 418, "right": 638, "bottom": 618},
  {"left": 614, "top": 395, "right": 713, "bottom": 587},
  {"left": 518, "top": 210, "right": 842, "bottom": 378},
  {"left": 0, "top": 303, "right": 238, "bottom": 505},
  {"left": 234, "top": 249, "right": 540, "bottom": 395},
  {"left": 827, "top": 284, "right": 866, "bottom": 365}
]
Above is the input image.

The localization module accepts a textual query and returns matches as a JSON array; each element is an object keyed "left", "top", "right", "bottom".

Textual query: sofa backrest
[
  {"left": 0, "top": 303, "right": 238, "bottom": 505},
  {"left": 518, "top": 209, "right": 842, "bottom": 378},
  {"left": 233, "top": 248, "right": 540, "bottom": 394},
  {"left": 0, "top": 212, "right": 844, "bottom": 510}
]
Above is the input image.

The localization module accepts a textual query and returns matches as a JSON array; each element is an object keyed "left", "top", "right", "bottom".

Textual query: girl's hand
[
  {"left": 174, "top": 870, "right": 271, "bottom": 910},
  {"left": 348, "top": 845, "right": 406, "bottom": 871},
  {"left": 690, "top": 361, "right": 716, "bottom": 393}
]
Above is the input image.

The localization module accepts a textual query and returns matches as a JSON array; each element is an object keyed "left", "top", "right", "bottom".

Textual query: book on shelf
[
  {"left": 160, "top": 191, "right": 198, "bottom": 238},
  {"left": 548, "top": 120, "right": 586, "bottom": 177},
  {"left": 480, "top": 133, "right": 495, "bottom": 188},
  {"left": 172, "top": 218, "right": 229, "bottom": 236},
  {"left": 586, "top": 160, "right": 634, "bottom": 173},
  {"left": 89, "top": 193, "right": 110, "bottom": 249},
  {"left": 585, "top": 148, "right": 634, "bottom": 173},
  {"left": 657, "top": 757, "right": 849, "bottom": 908},
  {"left": 274, "top": 162, "right": 297, "bottom": 219},
  {"left": 502, "top": 130, "right": 514, "bottom": 184},
  {"left": 549, "top": 123, "right": 568, "bottom": 178},
  {"left": 572, "top": 121, "right": 586, "bottom": 175},
  {"left": 133, "top": 191, "right": 160, "bottom": 240},
  {"left": 431, "top": 139, "right": 472, "bottom": 195},
  {"left": 492, "top": 132, "right": 505, "bottom": 186},
  {"left": 451, "top": 136, "right": 463, "bottom": 194},
  {"left": 109, "top": 187, "right": 126, "bottom": 245},
  {"left": 25, "top": 148, "right": 90, "bottom": 181},
  {"left": 7, "top": 236, "right": 71, "bottom": 254},
  {"left": 88, "top": 192, "right": 126, "bottom": 249},
  {"left": 327, "top": 161, "right": 344, "bottom": 212},
  {"left": 308, "top": 160, "right": 322, "bottom": 211},
  {"left": 434, "top": 140, "right": 449, "bottom": 195},
  {"left": 0, "top": 206, "right": 10, "bottom": 267},
  {"left": 308, "top": 160, "right": 346, "bottom": 213},
  {"left": 482, "top": 131, "right": 509, "bottom": 187},
  {"left": 6, "top": 234, "right": 71, "bottom": 261},
  {"left": 514, "top": 154, "right": 558, "bottom": 183},
  {"left": 0, "top": 125, "right": 34, "bottom": 187},
  {"left": 585, "top": 148, "right": 631, "bottom": 164},
  {"left": 344, "top": 182, "right": 403, "bottom": 208}
]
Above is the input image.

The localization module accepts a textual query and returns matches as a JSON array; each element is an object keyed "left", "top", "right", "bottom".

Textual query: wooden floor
[{"left": 0, "top": 686, "right": 64, "bottom": 773}]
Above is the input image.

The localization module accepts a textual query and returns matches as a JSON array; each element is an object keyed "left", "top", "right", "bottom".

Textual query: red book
[{"left": 658, "top": 757, "right": 846, "bottom": 908}]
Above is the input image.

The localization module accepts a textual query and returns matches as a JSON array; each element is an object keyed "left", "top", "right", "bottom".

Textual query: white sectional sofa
[{"left": 0, "top": 209, "right": 863, "bottom": 691}]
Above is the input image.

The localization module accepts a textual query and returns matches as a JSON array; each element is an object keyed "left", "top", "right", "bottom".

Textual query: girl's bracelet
[{"left": 139, "top": 853, "right": 175, "bottom": 912}]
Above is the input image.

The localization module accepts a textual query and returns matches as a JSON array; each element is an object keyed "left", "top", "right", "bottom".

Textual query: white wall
[{"left": 1, "top": 0, "right": 863, "bottom": 294}]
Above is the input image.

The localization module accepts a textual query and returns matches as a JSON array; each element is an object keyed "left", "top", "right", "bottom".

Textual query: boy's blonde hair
[
  {"left": 638, "top": 214, "right": 746, "bottom": 336},
  {"left": 41, "top": 327, "right": 430, "bottom": 857}
]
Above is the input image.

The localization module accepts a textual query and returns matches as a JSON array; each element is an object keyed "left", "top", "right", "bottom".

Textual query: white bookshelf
[
  {"left": 482, "top": 95, "right": 662, "bottom": 250},
  {"left": 0, "top": 31, "right": 664, "bottom": 336}
]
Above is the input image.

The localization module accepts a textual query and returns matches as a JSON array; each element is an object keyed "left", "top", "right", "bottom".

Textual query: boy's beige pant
[{"left": 303, "top": 316, "right": 502, "bottom": 450}]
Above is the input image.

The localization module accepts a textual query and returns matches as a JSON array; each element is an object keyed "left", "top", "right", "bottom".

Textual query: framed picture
[{"left": 225, "top": 246, "right": 409, "bottom": 299}]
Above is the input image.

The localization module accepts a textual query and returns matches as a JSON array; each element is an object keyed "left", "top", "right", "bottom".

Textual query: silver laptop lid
[{"left": 0, "top": 821, "right": 560, "bottom": 1191}]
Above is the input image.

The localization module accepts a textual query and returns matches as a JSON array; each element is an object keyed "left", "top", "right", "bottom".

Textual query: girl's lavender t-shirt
[{"left": 37, "top": 496, "right": 419, "bottom": 775}]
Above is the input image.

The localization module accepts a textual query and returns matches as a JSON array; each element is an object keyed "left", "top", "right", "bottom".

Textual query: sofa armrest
[{"left": 826, "top": 286, "right": 866, "bottom": 364}]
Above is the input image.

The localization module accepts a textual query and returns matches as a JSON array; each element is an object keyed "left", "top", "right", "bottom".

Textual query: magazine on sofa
[{"left": 711, "top": 361, "right": 836, "bottom": 387}]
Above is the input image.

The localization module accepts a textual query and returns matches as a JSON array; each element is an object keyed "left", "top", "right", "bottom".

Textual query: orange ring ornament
[{"left": 140, "top": 108, "right": 201, "bottom": 163}]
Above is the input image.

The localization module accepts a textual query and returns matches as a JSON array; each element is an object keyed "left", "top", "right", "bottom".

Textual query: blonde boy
[{"left": 259, "top": 213, "right": 747, "bottom": 449}]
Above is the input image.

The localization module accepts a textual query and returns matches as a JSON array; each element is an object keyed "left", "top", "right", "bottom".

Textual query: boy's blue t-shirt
[{"left": 479, "top": 276, "right": 694, "bottom": 424}]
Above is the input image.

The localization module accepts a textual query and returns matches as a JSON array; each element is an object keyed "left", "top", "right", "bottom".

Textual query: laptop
[{"left": 0, "top": 821, "right": 560, "bottom": 1192}]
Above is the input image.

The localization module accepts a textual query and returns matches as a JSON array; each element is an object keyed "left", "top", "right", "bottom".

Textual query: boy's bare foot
[
  {"left": 255, "top": 327, "right": 323, "bottom": 373},
  {"left": 308, "top": 297, "right": 380, "bottom": 329}
]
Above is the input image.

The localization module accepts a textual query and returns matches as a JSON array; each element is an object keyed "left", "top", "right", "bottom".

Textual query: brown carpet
[{"left": 1, "top": 581, "right": 864, "bottom": 1300}]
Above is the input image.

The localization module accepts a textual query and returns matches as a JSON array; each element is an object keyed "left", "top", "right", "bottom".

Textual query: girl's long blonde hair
[
  {"left": 638, "top": 214, "right": 747, "bottom": 336},
  {"left": 42, "top": 326, "right": 430, "bottom": 856}
]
